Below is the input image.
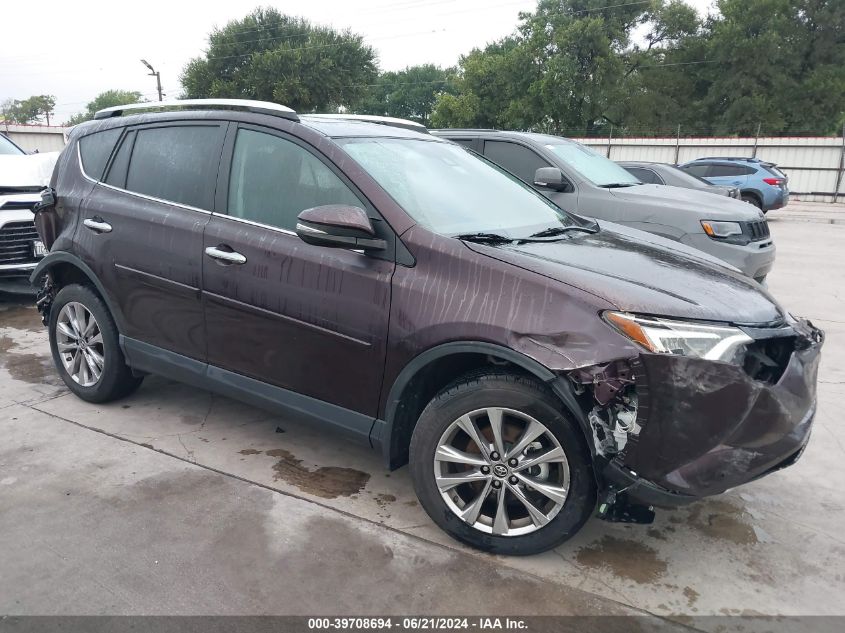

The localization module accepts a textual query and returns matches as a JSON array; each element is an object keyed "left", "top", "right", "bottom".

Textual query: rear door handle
[
  {"left": 83, "top": 217, "right": 112, "bottom": 233},
  {"left": 205, "top": 246, "right": 246, "bottom": 265}
]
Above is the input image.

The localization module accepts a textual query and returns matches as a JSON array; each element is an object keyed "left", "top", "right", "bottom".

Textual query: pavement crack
[{"left": 176, "top": 433, "right": 196, "bottom": 463}]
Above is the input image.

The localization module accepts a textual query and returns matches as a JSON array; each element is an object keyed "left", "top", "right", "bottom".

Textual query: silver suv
[
  {"left": 0, "top": 133, "right": 55, "bottom": 293},
  {"left": 432, "top": 130, "right": 775, "bottom": 283}
]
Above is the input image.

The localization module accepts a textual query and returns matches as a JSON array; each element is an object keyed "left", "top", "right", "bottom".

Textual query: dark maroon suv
[{"left": 31, "top": 100, "right": 823, "bottom": 555}]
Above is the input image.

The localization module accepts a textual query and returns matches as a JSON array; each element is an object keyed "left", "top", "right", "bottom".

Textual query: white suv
[{"left": 0, "top": 133, "right": 58, "bottom": 293}]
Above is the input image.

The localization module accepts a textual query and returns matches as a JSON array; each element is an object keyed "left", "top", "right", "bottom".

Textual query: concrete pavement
[{"left": 1, "top": 217, "right": 844, "bottom": 623}]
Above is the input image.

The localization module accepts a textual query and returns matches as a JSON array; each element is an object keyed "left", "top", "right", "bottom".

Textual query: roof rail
[
  {"left": 303, "top": 114, "right": 427, "bottom": 133},
  {"left": 696, "top": 156, "right": 762, "bottom": 162},
  {"left": 430, "top": 128, "right": 498, "bottom": 132},
  {"left": 94, "top": 99, "right": 299, "bottom": 121}
]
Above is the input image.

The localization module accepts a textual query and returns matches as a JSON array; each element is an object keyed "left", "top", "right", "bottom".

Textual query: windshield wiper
[
  {"left": 602, "top": 182, "right": 639, "bottom": 188},
  {"left": 454, "top": 232, "right": 515, "bottom": 244},
  {"left": 525, "top": 225, "right": 598, "bottom": 239}
]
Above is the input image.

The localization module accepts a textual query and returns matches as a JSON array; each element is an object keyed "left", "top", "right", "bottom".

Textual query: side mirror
[
  {"left": 534, "top": 167, "right": 571, "bottom": 192},
  {"left": 296, "top": 205, "right": 386, "bottom": 251}
]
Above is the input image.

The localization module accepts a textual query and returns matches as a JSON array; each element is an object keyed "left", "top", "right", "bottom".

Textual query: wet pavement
[{"left": 1, "top": 218, "right": 844, "bottom": 623}]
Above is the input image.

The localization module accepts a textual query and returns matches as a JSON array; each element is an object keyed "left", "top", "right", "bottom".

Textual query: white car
[{"left": 0, "top": 134, "right": 58, "bottom": 293}]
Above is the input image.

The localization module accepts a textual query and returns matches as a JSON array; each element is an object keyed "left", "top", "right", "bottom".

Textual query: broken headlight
[{"left": 604, "top": 312, "right": 753, "bottom": 364}]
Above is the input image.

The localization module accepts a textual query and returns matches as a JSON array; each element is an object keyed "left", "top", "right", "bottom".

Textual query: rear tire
[
  {"left": 48, "top": 284, "right": 143, "bottom": 403},
  {"left": 410, "top": 372, "right": 596, "bottom": 555}
]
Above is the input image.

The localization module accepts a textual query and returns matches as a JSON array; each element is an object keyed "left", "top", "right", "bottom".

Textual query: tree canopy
[
  {"left": 430, "top": 0, "right": 845, "bottom": 135},
  {"left": 1, "top": 95, "right": 56, "bottom": 125},
  {"left": 181, "top": 7, "right": 377, "bottom": 112},
  {"left": 65, "top": 90, "right": 144, "bottom": 126},
  {"left": 356, "top": 64, "right": 455, "bottom": 125}
]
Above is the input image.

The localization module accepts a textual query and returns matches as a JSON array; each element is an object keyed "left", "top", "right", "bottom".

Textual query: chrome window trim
[
  {"left": 213, "top": 212, "right": 297, "bottom": 236},
  {"left": 96, "top": 180, "right": 212, "bottom": 215},
  {"left": 77, "top": 142, "right": 98, "bottom": 184},
  {"left": 215, "top": 214, "right": 366, "bottom": 254}
]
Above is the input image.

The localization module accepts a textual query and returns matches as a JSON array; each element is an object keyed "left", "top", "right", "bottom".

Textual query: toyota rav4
[{"left": 31, "top": 100, "right": 823, "bottom": 555}]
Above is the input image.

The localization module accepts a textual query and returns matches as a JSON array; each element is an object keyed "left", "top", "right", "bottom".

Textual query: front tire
[
  {"left": 410, "top": 372, "right": 596, "bottom": 555},
  {"left": 48, "top": 284, "right": 142, "bottom": 403}
]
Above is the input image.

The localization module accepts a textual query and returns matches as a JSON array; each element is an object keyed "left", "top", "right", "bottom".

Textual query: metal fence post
[
  {"left": 834, "top": 123, "right": 845, "bottom": 204},
  {"left": 752, "top": 122, "right": 761, "bottom": 158},
  {"left": 674, "top": 125, "right": 681, "bottom": 164},
  {"left": 606, "top": 125, "right": 613, "bottom": 158}
]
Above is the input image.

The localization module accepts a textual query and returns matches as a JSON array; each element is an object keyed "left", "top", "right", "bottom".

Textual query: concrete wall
[
  {"left": 572, "top": 135, "right": 845, "bottom": 203},
  {"left": 1, "top": 123, "right": 68, "bottom": 154}
]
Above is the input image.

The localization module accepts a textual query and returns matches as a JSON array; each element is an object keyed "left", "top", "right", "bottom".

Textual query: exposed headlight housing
[
  {"left": 604, "top": 312, "right": 753, "bottom": 364},
  {"left": 701, "top": 220, "right": 743, "bottom": 238}
]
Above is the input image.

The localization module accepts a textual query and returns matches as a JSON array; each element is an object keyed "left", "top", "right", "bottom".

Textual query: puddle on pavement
[
  {"left": 0, "top": 334, "right": 63, "bottom": 387},
  {"left": 257, "top": 448, "right": 371, "bottom": 499},
  {"left": 0, "top": 303, "right": 42, "bottom": 333},
  {"left": 575, "top": 534, "right": 668, "bottom": 584},
  {"left": 239, "top": 448, "right": 262, "bottom": 455},
  {"left": 686, "top": 500, "right": 757, "bottom": 545}
]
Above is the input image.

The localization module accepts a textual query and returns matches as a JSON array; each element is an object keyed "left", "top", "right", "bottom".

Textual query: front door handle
[
  {"left": 205, "top": 246, "right": 246, "bottom": 265},
  {"left": 83, "top": 217, "right": 112, "bottom": 233}
]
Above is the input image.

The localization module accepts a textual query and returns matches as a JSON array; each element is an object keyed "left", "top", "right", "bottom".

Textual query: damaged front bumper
[{"left": 570, "top": 318, "right": 824, "bottom": 509}]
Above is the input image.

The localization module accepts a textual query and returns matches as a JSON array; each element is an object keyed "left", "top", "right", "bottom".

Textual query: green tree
[
  {"left": 65, "top": 89, "right": 144, "bottom": 126},
  {"left": 697, "top": 0, "right": 845, "bottom": 135},
  {"left": 356, "top": 65, "right": 455, "bottom": 125},
  {"left": 1, "top": 95, "right": 56, "bottom": 125},
  {"left": 181, "top": 7, "right": 377, "bottom": 112},
  {"left": 431, "top": 37, "right": 537, "bottom": 129}
]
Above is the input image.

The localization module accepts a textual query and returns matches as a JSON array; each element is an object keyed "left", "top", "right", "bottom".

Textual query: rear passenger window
[
  {"left": 78, "top": 128, "right": 120, "bottom": 180},
  {"left": 124, "top": 125, "right": 222, "bottom": 209},
  {"left": 484, "top": 141, "right": 551, "bottom": 184},
  {"left": 708, "top": 164, "right": 747, "bottom": 177},
  {"left": 227, "top": 129, "right": 362, "bottom": 231},
  {"left": 679, "top": 164, "right": 710, "bottom": 177}
]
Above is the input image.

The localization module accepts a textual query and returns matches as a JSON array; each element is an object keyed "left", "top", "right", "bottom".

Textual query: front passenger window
[{"left": 227, "top": 129, "right": 362, "bottom": 231}]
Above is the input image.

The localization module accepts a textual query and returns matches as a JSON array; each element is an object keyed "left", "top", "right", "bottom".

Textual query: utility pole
[
  {"left": 140, "top": 59, "right": 163, "bottom": 101},
  {"left": 752, "top": 122, "right": 761, "bottom": 158},
  {"left": 674, "top": 124, "right": 681, "bottom": 165}
]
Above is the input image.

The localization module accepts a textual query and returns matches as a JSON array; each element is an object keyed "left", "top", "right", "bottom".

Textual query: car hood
[
  {"left": 0, "top": 152, "right": 60, "bottom": 188},
  {"left": 466, "top": 222, "right": 783, "bottom": 325},
  {"left": 609, "top": 184, "right": 762, "bottom": 221}
]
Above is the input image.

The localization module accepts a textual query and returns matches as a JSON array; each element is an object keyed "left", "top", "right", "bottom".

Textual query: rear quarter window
[
  {"left": 78, "top": 128, "right": 121, "bottom": 180},
  {"left": 124, "top": 125, "right": 223, "bottom": 209}
]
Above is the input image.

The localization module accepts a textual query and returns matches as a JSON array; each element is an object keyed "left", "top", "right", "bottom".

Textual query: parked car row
[
  {"left": 617, "top": 161, "right": 741, "bottom": 198},
  {"left": 27, "top": 100, "right": 822, "bottom": 555},
  {"left": 432, "top": 130, "right": 775, "bottom": 283}
]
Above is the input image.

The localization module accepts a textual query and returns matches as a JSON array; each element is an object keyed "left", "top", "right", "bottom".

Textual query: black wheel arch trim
[
  {"left": 373, "top": 341, "right": 590, "bottom": 469},
  {"left": 29, "top": 251, "right": 126, "bottom": 331}
]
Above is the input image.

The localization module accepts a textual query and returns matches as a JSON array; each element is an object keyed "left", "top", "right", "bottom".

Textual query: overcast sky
[{"left": 0, "top": 0, "right": 716, "bottom": 124}]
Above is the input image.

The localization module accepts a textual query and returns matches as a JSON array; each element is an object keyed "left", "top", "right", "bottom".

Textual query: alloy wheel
[
  {"left": 55, "top": 301, "right": 105, "bottom": 387},
  {"left": 434, "top": 407, "right": 570, "bottom": 536}
]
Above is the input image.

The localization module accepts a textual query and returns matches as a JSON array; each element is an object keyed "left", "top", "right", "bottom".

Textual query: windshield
[
  {"left": 545, "top": 141, "right": 640, "bottom": 187},
  {"left": 0, "top": 134, "right": 24, "bottom": 156},
  {"left": 340, "top": 138, "right": 585, "bottom": 237}
]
